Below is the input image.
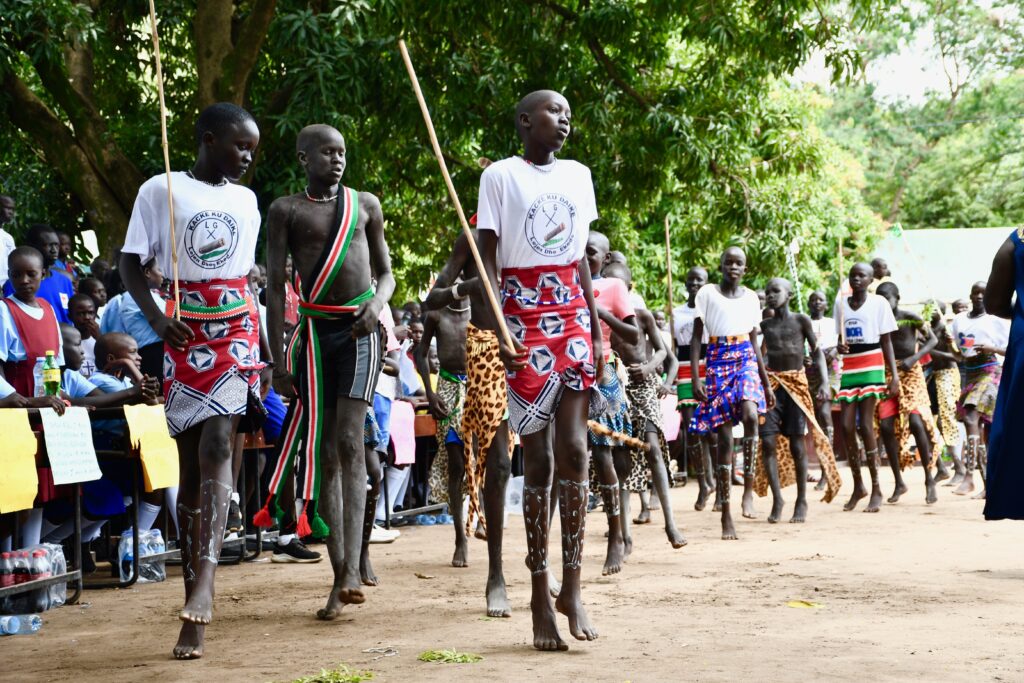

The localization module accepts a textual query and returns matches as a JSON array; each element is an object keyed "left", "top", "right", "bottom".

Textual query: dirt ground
[{"left": 5, "top": 467, "right": 1023, "bottom": 683}]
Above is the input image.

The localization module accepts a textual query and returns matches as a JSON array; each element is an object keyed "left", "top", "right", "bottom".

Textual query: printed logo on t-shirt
[
  {"left": 525, "top": 193, "right": 577, "bottom": 258},
  {"left": 184, "top": 210, "right": 239, "bottom": 270},
  {"left": 845, "top": 317, "right": 865, "bottom": 343}
]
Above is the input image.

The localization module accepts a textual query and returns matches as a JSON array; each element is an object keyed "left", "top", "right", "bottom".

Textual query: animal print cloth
[
  {"left": 428, "top": 372, "right": 467, "bottom": 505},
  {"left": 754, "top": 370, "right": 842, "bottom": 503},
  {"left": 461, "top": 323, "right": 513, "bottom": 535},
  {"left": 624, "top": 373, "right": 672, "bottom": 493},
  {"left": 886, "top": 363, "right": 944, "bottom": 471},
  {"left": 933, "top": 366, "right": 961, "bottom": 449}
]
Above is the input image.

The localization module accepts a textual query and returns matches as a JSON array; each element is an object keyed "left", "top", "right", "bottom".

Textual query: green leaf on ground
[
  {"left": 418, "top": 649, "right": 483, "bottom": 664},
  {"left": 284, "top": 664, "right": 374, "bottom": 683}
]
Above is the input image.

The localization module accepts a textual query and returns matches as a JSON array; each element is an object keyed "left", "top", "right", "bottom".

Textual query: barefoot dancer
[
  {"left": 416, "top": 302, "right": 472, "bottom": 567},
  {"left": 586, "top": 231, "right": 638, "bottom": 575},
  {"left": 119, "top": 103, "right": 271, "bottom": 659},
  {"left": 874, "top": 282, "right": 941, "bottom": 505},
  {"left": 478, "top": 89, "right": 601, "bottom": 650},
  {"left": 806, "top": 290, "right": 839, "bottom": 491},
  {"left": 259, "top": 124, "right": 394, "bottom": 621},
  {"left": 673, "top": 267, "right": 716, "bottom": 511},
  {"left": 756, "top": 279, "right": 841, "bottom": 523},
  {"left": 834, "top": 263, "right": 900, "bottom": 513},
  {"left": 949, "top": 281, "right": 1008, "bottom": 498},
  {"left": 604, "top": 262, "right": 686, "bottom": 548},
  {"left": 425, "top": 229, "right": 514, "bottom": 618},
  {"left": 928, "top": 303, "right": 964, "bottom": 486},
  {"left": 690, "top": 247, "right": 773, "bottom": 539}
]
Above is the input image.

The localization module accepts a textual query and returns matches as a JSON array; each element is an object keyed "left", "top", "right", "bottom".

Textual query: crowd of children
[{"left": 0, "top": 92, "right": 1017, "bottom": 663}]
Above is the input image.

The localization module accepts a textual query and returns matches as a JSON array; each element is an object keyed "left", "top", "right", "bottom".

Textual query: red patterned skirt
[
  {"left": 162, "top": 278, "right": 265, "bottom": 436},
  {"left": 501, "top": 263, "right": 596, "bottom": 436}
]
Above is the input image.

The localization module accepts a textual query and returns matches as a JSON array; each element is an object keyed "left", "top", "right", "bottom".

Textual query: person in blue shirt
[
  {"left": 3, "top": 225, "right": 75, "bottom": 324},
  {"left": 111, "top": 258, "right": 166, "bottom": 379}
]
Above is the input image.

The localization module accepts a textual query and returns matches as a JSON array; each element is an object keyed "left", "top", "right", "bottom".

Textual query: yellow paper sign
[
  {"left": 0, "top": 410, "right": 40, "bottom": 513},
  {"left": 122, "top": 404, "right": 179, "bottom": 492}
]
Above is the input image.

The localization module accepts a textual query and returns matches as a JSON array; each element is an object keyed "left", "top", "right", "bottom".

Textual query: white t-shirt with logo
[
  {"left": 693, "top": 285, "right": 761, "bottom": 338},
  {"left": 122, "top": 172, "right": 260, "bottom": 281},
  {"left": 833, "top": 293, "right": 897, "bottom": 345},
  {"left": 475, "top": 157, "right": 598, "bottom": 269},
  {"left": 951, "top": 312, "right": 1010, "bottom": 360},
  {"left": 672, "top": 304, "right": 708, "bottom": 347}
]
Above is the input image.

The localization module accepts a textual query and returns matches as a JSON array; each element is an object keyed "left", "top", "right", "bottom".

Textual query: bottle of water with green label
[{"left": 42, "top": 351, "right": 61, "bottom": 397}]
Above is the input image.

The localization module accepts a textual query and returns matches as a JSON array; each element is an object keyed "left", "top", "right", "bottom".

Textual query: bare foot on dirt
[
  {"left": 925, "top": 480, "right": 938, "bottom": 505},
  {"left": 316, "top": 582, "right": 365, "bottom": 620},
  {"left": 486, "top": 573, "right": 511, "bottom": 618},
  {"left": 843, "top": 484, "right": 868, "bottom": 511},
  {"left": 768, "top": 496, "right": 785, "bottom": 524},
  {"left": 814, "top": 478, "right": 827, "bottom": 491},
  {"left": 555, "top": 593, "right": 598, "bottom": 642},
  {"left": 864, "top": 487, "right": 883, "bottom": 513},
  {"left": 172, "top": 622, "right": 204, "bottom": 660},
  {"left": 474, "top": 521, "right": 488, "bottom": 541},
  {"left": 547, "top": 569, "right": 561, "bottom": 599},
  {"left": 695, "top": 482, "right": 710, "bottom": 511},
  {"left": 741, "top": 490, "right": 758, "bottom": 519},
  {"left": 971, "top": 488, "right": 986, "bottom": 500},
  {"left": 452, "top": 538, "right": 469, "bottom": 568},
  {"left": 790, "top": 499, "right": 808, "bottom": 523},
  {"left": 887, "top": 482, "right": 908, "bottom": 504},
  {"left": 180, "top": 585, "right": 214, "bottom": 625},
  {"left": 953, "top": 475, "right": 975, "bottom": 496},
  {"left": 666, "top": 526, "right": 687, "bottom": 549},
  {"left": 721, "top": 511, "right": 738, "bottom": 540},
  {"left": 633, "top": 508, "right": 651, "bottom": 525},
  {"left": 603, "top": 536, "right": 625, "bottom": 576},
  {"left": 532, "top": 598, "right": 567, "bottom": 651},
  {"left": 360, "top": 552, "right": 379, "bottom": 586}
]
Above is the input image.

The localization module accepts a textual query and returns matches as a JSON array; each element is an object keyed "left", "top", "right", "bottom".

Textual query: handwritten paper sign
[
  {"left": 40, "top": 407, "right": 101, "bottom": 486},
  {"left": 0, "top": 410, "right": 40, "bottom": 513},
  {"left": 122, "top": 404, "right": 179, "bottom": 492}
]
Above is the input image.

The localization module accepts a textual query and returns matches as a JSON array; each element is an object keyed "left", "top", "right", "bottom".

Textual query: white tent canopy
[{"left": 871, "top": 227, "right": 1012, "bottom": 306}]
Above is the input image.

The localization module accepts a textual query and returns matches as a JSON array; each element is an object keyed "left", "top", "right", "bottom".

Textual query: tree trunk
[{"left": 2, "top": 73, "right": 130, "bottom": 253}]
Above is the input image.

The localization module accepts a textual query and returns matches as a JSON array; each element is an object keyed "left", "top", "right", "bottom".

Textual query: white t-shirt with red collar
[{"left": 475, "top": 157, "right": 598, "bottom": 270}]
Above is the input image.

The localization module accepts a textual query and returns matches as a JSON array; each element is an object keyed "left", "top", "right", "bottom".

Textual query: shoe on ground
[
  {"left": 271, "top": 538, "right": 323, "bottom": 563},
  {"left": 227, "top": 500, "right": 243, "bottom": 534},
  {"left": 370, "top": 524, "right": 400, "bottom": 544}
]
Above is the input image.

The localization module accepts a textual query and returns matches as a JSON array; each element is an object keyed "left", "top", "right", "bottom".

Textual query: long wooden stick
[
  {"left": 664, "top": 215, "right": 675, "bottom": 353},
  {"left": 837, "top": 235, "right": 845, "bottom": 345},
  {"left": 147, "top": 0, "right": 181, "bottom": 321},
  {"left": 397, "top": 39, "right": 513, "bottom": 350}
]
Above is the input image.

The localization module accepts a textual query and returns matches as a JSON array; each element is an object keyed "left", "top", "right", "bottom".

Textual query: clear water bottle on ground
[{"left": 0, "top": 614, "right": 42, "bottom": 635}]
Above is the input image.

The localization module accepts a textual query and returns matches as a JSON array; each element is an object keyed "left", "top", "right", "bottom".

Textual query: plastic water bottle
[
  {"left": 42, "top": 351, "right": 61, "bottom": 397},
  {"left": 32, "top": 358, "right": 46, "bottom": 397},
  {"left": 29, "top": 550, "right": 51, "bottom": 612},
  {"left": 0, "top": 614, "right": 42, "bottom": 635}
]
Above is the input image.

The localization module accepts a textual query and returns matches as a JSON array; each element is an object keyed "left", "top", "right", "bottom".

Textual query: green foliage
[
  {"left": 820, "top": 0, "right": 1024, "bottom": 232},
  {"left": 0, "top": 0, "right": 890, "bottom": 303},
  {"left": 283, "top": 663, "right": 374, "bottom": 683},
  {"left": 417, "top": 648, "right": 483, "bottom": 664}
]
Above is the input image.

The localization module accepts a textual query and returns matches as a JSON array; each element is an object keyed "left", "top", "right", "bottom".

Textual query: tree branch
[
  {"left": 2, "top": 72, "right": 129, "bottom": 250},
  {"left": 221, "top": 0, "right": 279, "bottom": 104}
]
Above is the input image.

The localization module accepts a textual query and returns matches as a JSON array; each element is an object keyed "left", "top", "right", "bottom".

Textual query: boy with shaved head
[
  {"left": 758, "top": 278, "right": 841, "bottom": 523},
  {"left": 833, "top": 263, "right": 900, "bottom": 513},
  {"left": 261, "top": 123, "right": 394, "bottom": 622},
  {"left": 478, "top": 89, "right": 602, "bottom": 651},
  {"left": 690, "top": 247, "right": 772, "bottom": 539}
]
